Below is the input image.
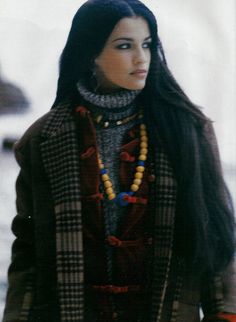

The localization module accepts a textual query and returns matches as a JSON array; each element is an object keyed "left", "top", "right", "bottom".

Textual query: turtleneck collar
[{"left": 76, "top": 81, "right": 141, "bottom": 109}]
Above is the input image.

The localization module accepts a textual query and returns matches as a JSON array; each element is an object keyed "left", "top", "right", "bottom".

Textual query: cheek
[
  {"left": 147, "top": 51, "right": 151, "bottom": 65},
  {"left": 98, "top": 53, "right": 129, "bottom": 76}
]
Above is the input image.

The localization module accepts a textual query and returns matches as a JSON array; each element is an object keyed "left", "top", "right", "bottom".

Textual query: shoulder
[
  {"left": 14, "top": 111, "right": 51, "bottom": 152},
  {"left": 14, "top": 103, "right": 72, "bottom": 152}
]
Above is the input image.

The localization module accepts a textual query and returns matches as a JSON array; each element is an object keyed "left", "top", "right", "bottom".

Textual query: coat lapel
[
  {"left": 40, "top": 105, "right": 84, "bottom": 322},
  {"left": 150, "top": 146, "right": 178, "bottom": 322}
]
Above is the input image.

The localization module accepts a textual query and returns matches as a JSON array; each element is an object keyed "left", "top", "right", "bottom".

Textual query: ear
[{"left": 94, "top": 54, "right": 102, "bottom": 66}]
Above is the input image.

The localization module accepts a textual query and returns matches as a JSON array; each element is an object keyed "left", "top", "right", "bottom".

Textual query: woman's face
[{"left": 95, "top": 17, "right": 152, "bottom": 91}]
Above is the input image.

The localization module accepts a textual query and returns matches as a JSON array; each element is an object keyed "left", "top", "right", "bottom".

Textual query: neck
[{"left": 94, "top": 86, "right": 122, "bottom": 95}]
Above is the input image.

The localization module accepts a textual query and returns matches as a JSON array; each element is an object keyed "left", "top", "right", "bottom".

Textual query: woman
[{"left": 3, "top": 0, "right": 236, "bottom": 321}]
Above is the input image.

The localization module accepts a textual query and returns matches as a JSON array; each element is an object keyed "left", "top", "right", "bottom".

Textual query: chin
[{"left": 123, "top": 81, "right": 146, "bottom": 91}]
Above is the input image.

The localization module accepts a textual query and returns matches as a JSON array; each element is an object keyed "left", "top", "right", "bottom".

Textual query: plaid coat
[{"left": 3, "top": 104, "right": 236, "bottom": 322}]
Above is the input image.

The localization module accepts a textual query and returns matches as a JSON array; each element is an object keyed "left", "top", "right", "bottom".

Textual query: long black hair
[{"left": 52, "top": 0, "right": 235, "bottom": 274}]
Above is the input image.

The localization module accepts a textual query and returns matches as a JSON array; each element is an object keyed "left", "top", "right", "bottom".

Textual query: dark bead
[
  {"left": 147, "top": 237, "right": 153, "bottom": 245},
  {"left": 148, "top": 174, "right": 156, "bottom": 182},
  {"left": 112, "top": 312, "right": 118, "bottom": 320},
  {"left": 128, "top": 129, "right": 136, "bottom": 138}
]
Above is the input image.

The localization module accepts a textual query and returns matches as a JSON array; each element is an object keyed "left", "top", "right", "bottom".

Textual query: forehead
[{"left": 108, "top": 17, "right": 150, "bottom": 40}]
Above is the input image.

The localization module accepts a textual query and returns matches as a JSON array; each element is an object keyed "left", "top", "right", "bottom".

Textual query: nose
[{"left": 133, "top": 46, "right": 149, "bottom": 64}]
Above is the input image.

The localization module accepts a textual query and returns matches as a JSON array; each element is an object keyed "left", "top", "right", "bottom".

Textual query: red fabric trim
[
  {"left": 120, "top": 151, "right": 135, "bottom": 162},
  {"left": 91, "top": 284, "right": 141, "bottom": 294},
  {"left": 204, "top": 313, "right": 236, "bottom": 322},
  {"left": 80, "top": 193, "right": 103, "bottom": 201},
  {"left": 107, "top": 235, "right": 153, "bottom": 248},
  {"left": 123, "top": 194, "right": 148, "bottom": 205},
  {"left": 217, "top": 313, "right": 236, "bottom": 322}
]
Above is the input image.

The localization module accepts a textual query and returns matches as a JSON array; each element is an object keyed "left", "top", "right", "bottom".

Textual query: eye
[
  {"left": 115, "top": 42, "right": 152, "bottom": 50},
  {"left": 142, "top": 42, "right": 152, "bottom": 49},
  {"left": 116, "top": 43, "right": 131, "bottom": 50}
]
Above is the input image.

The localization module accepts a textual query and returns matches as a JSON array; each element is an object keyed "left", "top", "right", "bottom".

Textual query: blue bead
[
  {"left": 100, "top": 169, "right": 107, "bottom": 175},
  {"left": 137, "top": 160, "right": 145, "bottom": 166},
  {"left": 115, "top": 192, "right": 129, "bottom": 206},
  {"left": 128, "top": 191, "right": 135, "bottom": 196}
]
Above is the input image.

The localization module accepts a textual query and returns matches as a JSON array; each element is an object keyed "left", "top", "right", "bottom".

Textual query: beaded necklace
[{"left": 98, "top": 116, "right": 148, "bottom": 207}]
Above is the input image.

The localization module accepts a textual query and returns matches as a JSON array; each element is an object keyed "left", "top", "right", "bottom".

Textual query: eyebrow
[{"left": 112, "top": 36, "right": 152, "bottom": 42}]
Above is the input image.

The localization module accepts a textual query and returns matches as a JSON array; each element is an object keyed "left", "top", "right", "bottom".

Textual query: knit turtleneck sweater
[
  {"left": 77, "top": 81, "right": 143, "bottom": 284},
  {"left": 77, "top": 81, "right": 141, "bottom": 236}
]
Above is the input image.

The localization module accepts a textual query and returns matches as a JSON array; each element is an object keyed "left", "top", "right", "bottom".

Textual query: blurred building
[{"left": 0, "top": 71, "right": 29, "bottom": 114}]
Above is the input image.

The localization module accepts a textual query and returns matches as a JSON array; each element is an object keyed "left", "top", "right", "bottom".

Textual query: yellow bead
[
  {"left": 135, "top": 172, "right": 143, "bottom": 179},
  {"left": 141, "top": 136, "right": 148, "bottom": 142},
  {"left": 139, "top": 155, "right": 147, "bottom": 161},
  {"left": 108, "top": 193, "right": 116, "bottom": 200},
  {"left": 96, "top": 115, "right": 103, "bottom": 123},
  {"left": 106, "top": 187, "right": 113, "bottom": 194},
  {"left": 99, "top": 164, "right": 104, "bottom": 169},
  {"left": 104, "top": 181, "right": 112, "bottom": 188},
  {"left": 102, "top": 174, "right": 109, "bottom": 181},
  {"left": 136, "top": 166, "right": 145, "bottom": 172},
  {"left": 131, "top": 184, "right": 139, "bottom": 192},
  {"left": 134, "top": 178, "right": 142, "bottom": 185},
  {"left": 140, "top": 130, "right": 147, "bottom": 136},
  {"left": 140, "top": 148, "right": 148, "bottom": 155},
  {"left": 140, "top": 142, "right": 148, "bottom": 148},
  {"left": 140, "top": 124, "right": 146, "bottom": 130}
]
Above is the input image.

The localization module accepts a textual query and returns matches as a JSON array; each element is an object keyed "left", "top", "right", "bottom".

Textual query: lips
[{"left": 131, "top": 69, "right": 147, "bottom": 75}]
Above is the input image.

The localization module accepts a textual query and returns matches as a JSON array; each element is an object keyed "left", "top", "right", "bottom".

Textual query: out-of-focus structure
[
  {"left": 0, "top": 71, "right": 29, "bottom": 115},
  {"left": 0, "top": 67, "right": 30, "bottom": 150}
]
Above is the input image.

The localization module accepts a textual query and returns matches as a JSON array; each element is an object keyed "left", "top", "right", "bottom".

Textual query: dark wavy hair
[{"left": 52, "top": 0, "right": 235, "bottom": 274}]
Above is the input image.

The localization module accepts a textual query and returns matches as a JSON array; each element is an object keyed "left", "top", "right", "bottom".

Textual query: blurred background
[{"left": 0, "top": 0, "right": 235, "bottom": 318}]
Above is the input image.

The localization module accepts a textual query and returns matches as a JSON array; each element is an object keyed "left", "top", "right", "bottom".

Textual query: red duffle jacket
[{"left": 76, "top": 106, "right": 153, "bottom": 321}]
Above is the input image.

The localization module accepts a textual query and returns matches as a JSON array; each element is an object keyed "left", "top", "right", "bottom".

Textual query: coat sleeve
[
  {"left": 201, "top": 259, "right": 236, "bottom": 321},
  {"left": 2, "top": 142, "right": 35, "bottom": 322},
  {"left": 200, "top": 121, "right": 236, "bottom": 321}
]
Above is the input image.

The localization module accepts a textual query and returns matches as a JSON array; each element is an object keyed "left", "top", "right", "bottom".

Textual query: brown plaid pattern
[
  {"left": 12, "top": 104, "right": 227, "bottom": 322},
  {"left": 41, "top": 106, "right": 84, "bottom": 321},
  {"left": 148, "top": 147, "right": 180, "bottom": 322},
  {"left": 201, "top": 275, "right": 224, "bottom": 316},
  {"left": 18, "top": 269, "right": 35, "bottom": 321}
]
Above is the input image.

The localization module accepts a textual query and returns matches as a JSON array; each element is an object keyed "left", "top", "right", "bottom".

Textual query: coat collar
[{"left": 41, "top": 103, "right": 73, "bottom": 138}]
